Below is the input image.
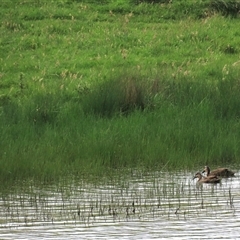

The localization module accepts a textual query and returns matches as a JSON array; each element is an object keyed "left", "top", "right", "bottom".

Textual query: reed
[{"left": 1, "top": 170, "right": 236, "bottom": 230}]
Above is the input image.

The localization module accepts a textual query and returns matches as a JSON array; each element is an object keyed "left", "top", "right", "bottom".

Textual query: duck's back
[{"left": 210, "top": 168, "right": 235, "bottom": 177}]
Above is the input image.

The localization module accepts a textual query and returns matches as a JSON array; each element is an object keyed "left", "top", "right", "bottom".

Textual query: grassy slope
[{"left": 1, "top": 0, "right": 240, "bottom": 183}]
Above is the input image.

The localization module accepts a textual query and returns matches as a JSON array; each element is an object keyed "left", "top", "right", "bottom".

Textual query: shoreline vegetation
[{"left": 1, "top": 0, "right": 240, "bottom": 184}]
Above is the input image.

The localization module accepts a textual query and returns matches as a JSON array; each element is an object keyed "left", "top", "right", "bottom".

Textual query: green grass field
[{"left": 1, "top": 0, "right": 240, "bottom": 183}]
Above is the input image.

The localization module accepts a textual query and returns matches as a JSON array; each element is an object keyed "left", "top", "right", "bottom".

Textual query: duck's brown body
[
  {"left": 202, "top": 166, "right": 235, "bottom": 178},
  {"left": 193, "top": 172, "right": 221, "bottom": 184}
]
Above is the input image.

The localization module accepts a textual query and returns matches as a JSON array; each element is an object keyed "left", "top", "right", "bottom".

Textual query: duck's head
[{"left": 193, "top": 172, "right": 202, "bottom": 180}]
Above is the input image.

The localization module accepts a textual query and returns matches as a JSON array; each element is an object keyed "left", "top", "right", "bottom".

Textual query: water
[{"left": 0, "top": 169, "right": 240, "bottom": 239}]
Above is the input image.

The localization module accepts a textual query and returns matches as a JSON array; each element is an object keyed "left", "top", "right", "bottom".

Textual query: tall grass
[
  {"left": 0, "top": 0, "right": 240, "bottom": 183},
  {"left": 1, "top": 73, "right": 240, "bottom": 183}
]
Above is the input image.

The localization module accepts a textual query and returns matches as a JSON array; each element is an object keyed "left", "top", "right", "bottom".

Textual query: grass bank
[{"left": 1, "top": 0, "right": 240, "bottom": 183}]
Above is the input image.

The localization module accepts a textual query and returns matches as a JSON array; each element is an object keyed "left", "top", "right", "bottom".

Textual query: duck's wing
[
  {"left": 211, "top": 168, "right": 235, "bottom": 177},
  {"left": 204, "top": 176, "right": 221, "bottom": 183},
  {"left": 206, "top": 174, "right": 220, "bottom": 179}
]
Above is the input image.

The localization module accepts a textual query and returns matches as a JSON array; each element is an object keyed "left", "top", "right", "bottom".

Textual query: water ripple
[{"left": 0, "top": 170, "right": 240, "bottom": 239}]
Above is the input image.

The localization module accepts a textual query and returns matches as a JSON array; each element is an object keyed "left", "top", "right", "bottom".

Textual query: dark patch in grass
[
  {"left": 23, "top": 93, "right": 62, "bottom": 125},
  {"left": 70, "top": 0, "right": 110, "bottom": 3},
  {"left": 81, "top": 72, "right": 240, "bottom": 120},
  {"left": 0, "top": 94, "right": 11, "bottom": 106},
  {"left": 82, "top": 76, "right": 147, "bottom": 117},
  {"left": 209, "top": 0, "right": 240, "bottom": 17},
  {"left": 131, "top": 0, "right": 171, "bottom": 3},
  {"left": 222, "top": 44, "right": 238, "bottom": 54},
  {"left": 22, "top": 13, "right": 45, "bottom": 21}
]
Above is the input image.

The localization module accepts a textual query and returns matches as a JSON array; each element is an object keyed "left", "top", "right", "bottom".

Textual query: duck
[
  {"left": 193, "top": 172, "right": 221, "bottom": 184},
  {"left": 202, "top": 165, "right": 235, "bottom": 178}
]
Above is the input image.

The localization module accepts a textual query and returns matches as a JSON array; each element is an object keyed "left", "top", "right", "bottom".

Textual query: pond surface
[{"left": 0, "top": 169, "right": 240, "bottom": 239}]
